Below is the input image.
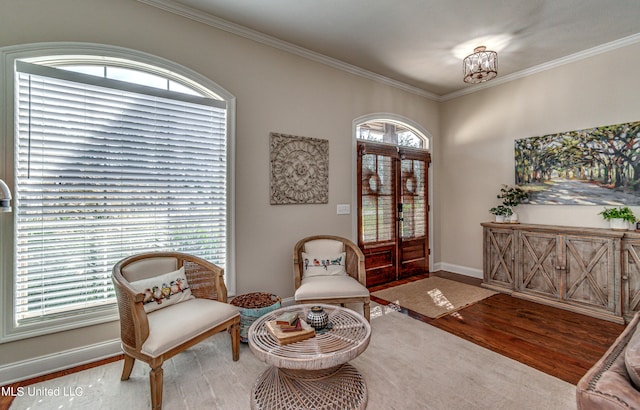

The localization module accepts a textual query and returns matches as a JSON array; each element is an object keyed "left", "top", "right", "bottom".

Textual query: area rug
[
  {"left": 10, "top": 304, "right": 575, "bottom": 410},
  {"left": 372, "top": 276, "right": 497, "bottom": 319}
]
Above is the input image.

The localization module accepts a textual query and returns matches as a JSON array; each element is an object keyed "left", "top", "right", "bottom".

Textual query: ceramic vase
[
  {"left": 306, "top": 306, "right": 329, "bottom": 330},
  {"left": 609, "top": 218, "right": 628, "bottom": 230}
]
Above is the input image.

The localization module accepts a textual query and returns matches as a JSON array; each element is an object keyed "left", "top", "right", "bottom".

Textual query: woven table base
[{"left": 251, "top": 364, "right": 367, "bottom": 410}]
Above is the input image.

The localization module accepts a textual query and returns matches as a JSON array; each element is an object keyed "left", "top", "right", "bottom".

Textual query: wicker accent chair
[
  {"left": 112, "top": 252, "right": 240, "bottom": 410},
  {"left": 293, "top": 235, "right": 370, "bottom": 321}
]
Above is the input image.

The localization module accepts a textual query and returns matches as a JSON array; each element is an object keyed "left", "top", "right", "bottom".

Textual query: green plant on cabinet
[
  {"left": 599, "top": 206, "right": 637, "bottom": 230},
  {"left": 489, "top": 184, "right": 528, "bottom": 222}
]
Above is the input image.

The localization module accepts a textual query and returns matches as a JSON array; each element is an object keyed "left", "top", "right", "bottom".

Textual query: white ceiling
[{"left": 144, "top": 0, "right": 640, "bottom": 99}]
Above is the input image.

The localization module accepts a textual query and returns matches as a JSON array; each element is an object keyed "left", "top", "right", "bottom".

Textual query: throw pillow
[
  {"left": 130, "top": 266, "right": 194, "bottom": 313},
  {"left": 302, "top": 252, "right": 347, "bottom": 278}
]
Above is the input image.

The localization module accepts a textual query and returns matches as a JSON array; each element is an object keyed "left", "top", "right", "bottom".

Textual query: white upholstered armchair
[
  {"left": 293, "top": 235, "right": 370, "bottom": 321},
  {"left": 112, "top": 252, "right": 240, "bottom": 409}
]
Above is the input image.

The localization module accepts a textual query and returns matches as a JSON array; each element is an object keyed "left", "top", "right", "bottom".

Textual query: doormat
[{"left": 371, "top": 276, "right": 497, "bottom": 319}]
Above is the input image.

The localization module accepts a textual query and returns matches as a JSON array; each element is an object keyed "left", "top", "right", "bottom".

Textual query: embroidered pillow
[
  {"left": 301, "top": 252, "right": 347, "bottom": 278},
  {"left": 130, "top": 267, "right": 194, "bottom": 313}
]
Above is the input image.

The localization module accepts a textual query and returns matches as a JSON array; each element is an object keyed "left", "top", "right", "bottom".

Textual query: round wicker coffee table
[{"left": 247, "top": 304, "right": 371, "bottom": 410}]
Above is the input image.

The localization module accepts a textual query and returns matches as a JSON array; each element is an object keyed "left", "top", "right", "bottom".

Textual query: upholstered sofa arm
[{"left": 577, "top": 313, "right": 640, "bottom": 409}]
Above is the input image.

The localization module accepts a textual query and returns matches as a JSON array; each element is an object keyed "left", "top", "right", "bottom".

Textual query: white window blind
[
  {"left": 400, "top": 159, "right": 426, "bottom": 239},
  {"left": 361, "top": 153, "right": 394, "bottom": 244},
  {"left": 15, "top": 61, "right": 227, "bottom": 324}
]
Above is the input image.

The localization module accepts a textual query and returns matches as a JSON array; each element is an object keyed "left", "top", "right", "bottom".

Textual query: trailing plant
[
  {"left": 488, "top": 184, "right": 528, "bottom": 217},
  {"left": 599, "top": 206, "right": 637, "bottom": 223}
]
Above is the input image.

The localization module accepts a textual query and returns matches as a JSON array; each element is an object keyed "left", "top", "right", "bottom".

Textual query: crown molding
[
  {"left": 139, "top": 0, "right": 640, "bottom": 103},
  {"left": 439, "top": 32, "right": 640, "bottom": 101},
  {"left": 137, "top": 0, "right": 440, "bottom": 101}
]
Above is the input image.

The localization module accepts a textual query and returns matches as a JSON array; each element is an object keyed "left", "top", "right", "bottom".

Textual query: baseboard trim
[
  {"left": 0, "top": 339, "right": 122, "bottom": 386},
  {"left": 434, "top": 262, "right": 483, "bottom": 279}
]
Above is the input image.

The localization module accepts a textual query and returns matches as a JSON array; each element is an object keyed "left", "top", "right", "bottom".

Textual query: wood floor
[
  {"left": 0, "top": 270, "right": 627, "bottom": 409},
  {"left": 369, "top": 271, "right": 626, "bottom": 385}
]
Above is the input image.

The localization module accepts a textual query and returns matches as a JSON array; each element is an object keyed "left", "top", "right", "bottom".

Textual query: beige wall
[
  {"left": 0, "top": 0, "right": 439, "bottom": 368},
  {"left": 439, "top": 42, "right": 640, "bottom": 270},
  {"left": 3, "top": 0, "right": 639, "bottom": 378}
]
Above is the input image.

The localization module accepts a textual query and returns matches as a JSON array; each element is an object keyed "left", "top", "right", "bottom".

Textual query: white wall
[
  {"left": 0, "top": 0, "right": 439, "bottom": 375},
  {"left": 439, "top": 41, "right": 640, "bottom": 271}
]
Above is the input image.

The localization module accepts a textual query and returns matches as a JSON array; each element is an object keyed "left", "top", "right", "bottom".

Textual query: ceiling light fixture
[{"left": 463, "top": 46, "right": 497, "bottom": 84}]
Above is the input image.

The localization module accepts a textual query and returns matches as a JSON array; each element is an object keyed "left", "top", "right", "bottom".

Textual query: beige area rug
[
  {"left": 372, "top": 276, "right": 498, "bottom": 319},
  {"left": 10, "top": 304, "right": 576, "bottom": 410}
]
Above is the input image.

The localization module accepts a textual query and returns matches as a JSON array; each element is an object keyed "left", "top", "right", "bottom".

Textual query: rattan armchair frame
[
  {"left": 293, "top": 235, "right": 370, "bottom": 321},
  {"left": 112, "top": 251, "right": 240, "bottom": 410}
]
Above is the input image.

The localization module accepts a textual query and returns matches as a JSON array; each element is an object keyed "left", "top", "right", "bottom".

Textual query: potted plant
[
  {"left": 489, "top": 205, "right": 512, "bottom": 223},
  {"left": 489, "top": 184, "right": 528, "bottom": 223},
  {"left": 599, "top": 206, "right": 637, "bottom": 230}
]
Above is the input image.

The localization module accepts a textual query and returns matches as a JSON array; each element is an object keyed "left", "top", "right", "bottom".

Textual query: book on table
[
  {"left": 274, "top": 311, "right": 299, "bottom": 326},
  {"left": 278, "top": 318, "right": 302, "bottom": 332},
  {"left": 265, "top": 319, "right": 315, "bottom": 345}
]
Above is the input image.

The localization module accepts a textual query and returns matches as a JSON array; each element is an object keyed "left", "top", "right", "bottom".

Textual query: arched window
[
  {"left": 357, "top": 119, "right": 429, "bottom": 149},
  {"left": 0, "top": 44, "right": 235, "bottom": 341}
]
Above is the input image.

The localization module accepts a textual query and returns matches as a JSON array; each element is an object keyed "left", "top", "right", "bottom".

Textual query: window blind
[
  {"left": 360, "top": 153, "right": 394, "bottom": 244},
  {"left": 401, "top": 159, "right": 426, "bottom": 239},
  {"left": 15, "top": 61, "right": 227, "bottom": 323}
]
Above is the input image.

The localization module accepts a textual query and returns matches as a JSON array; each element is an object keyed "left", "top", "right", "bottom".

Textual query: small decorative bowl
[{"left": 306, "top": 306, "right": 329, "bottom": 330}]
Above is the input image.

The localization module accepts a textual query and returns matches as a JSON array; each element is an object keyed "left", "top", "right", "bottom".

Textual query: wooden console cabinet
[
  {"left": 482, "top": 222, "right": 635, "bottom": 324},
  {"left": 623, "top": 231, "right": 640, "bottom": 322}
]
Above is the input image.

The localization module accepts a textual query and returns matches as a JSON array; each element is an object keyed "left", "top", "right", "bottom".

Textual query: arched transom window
[{"left": 357, "top": 120, "right": 428, "bottom": 149}]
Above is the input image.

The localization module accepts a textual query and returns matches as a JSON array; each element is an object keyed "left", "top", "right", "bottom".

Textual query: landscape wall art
[{"left": 514, "top": 121, "right": 640, "bottom": 205}]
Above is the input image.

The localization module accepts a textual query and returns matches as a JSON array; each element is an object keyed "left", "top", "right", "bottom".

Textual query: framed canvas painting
[{"left": 515, "top": 121, "right": 640, "bottom": 205}]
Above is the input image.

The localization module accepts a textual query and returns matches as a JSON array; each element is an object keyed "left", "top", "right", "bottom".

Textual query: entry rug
[{"left": 372, "top": 276, "right": 497, "bottom": 319}]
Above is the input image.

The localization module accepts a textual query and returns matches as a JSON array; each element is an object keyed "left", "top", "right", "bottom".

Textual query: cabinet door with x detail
[
  {"left": 562, "top": 234, "right": 618, "bottom": 315},
  {"left": 483, "top": 226, "right": 516, "bottom": 291},
  {"left": 518, "top": 231, "right": 560, "bottom": 298}
]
